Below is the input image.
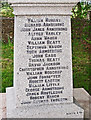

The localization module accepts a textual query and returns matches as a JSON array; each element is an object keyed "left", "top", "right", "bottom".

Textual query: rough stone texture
[
  {"left": 13, "top": 16, "right": 73, "bottom": 107},
  {"left": 6, "top": 0, "right": 84, "bottom": 119},
  {"left": 6, "top": 0, "right": 79, "bottom": 110},
  {"left": 0, "top": 88, "right": 90, "bottom": 119},
  {"left": 6, "top": 87, "right": 84, "bottom": 118},
  {"left": 6, "top": 0, "right": 80, "bottom": 108}
]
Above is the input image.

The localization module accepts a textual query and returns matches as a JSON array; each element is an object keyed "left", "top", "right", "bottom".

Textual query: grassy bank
[
  {"left": 1, "top": 40, "right": 13, "bottom": 92},
  {"left": 72, "top": 18, "right": 90, "bottom": 94}
]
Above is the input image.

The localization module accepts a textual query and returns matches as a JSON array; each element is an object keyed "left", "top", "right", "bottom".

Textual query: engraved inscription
[{"left": 18, "top": 16, "right": 70, "bottom": 105}]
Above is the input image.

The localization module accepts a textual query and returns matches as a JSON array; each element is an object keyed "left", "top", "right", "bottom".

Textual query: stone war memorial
[{"left": 6, "top": 0, "right": 84, "bottom": 118}]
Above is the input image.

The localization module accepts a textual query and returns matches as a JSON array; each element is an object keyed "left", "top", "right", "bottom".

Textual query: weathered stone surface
[
  {"left": 0, "top": 88, "right": 89, "bottom": 118},
  {"left": 8, "top": 0, "right": 79, "bottom": 16},
  {"left": 6, "top": 87, "right": 84, "bottom": 118},
  {"left": 12, "top": 16, "right": 73, "bottom": 107},
  {"left": 6, "top": 0, "right": 84, "bottom": 118}
]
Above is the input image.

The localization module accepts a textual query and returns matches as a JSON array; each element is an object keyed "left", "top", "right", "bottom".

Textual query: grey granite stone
[
  {"left": 6, "top": 0, "right": 84, "bottom": 118},
  {"left": 6, "top": 87, "right": 84, "bottom": 118},
  {"left": 12, "top": 16, "right": 73, "bottom": 107},
  {"left": 1, "top": 88, "right": 91, "bottom": 119},
  {"left": 8, "top": 0, "right": 79, "bottom": 16},
  {"left": 74, "top": 88, "right": 91, "bottom": 119}
]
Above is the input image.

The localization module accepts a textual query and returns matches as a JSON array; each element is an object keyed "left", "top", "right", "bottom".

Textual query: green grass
[
  {"left": 72, "top": 38, "right": 90, "bottom": 94},
  {"left": 72, "top": 19, "right": 90, "bottom": 94},
  {"left": 0, "top": 39, "right": 13, "bottom": 93}
]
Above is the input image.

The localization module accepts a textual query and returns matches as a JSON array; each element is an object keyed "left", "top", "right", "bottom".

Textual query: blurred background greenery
[{"left": 0, "top": 1, "right": 91, "bottom": 94}]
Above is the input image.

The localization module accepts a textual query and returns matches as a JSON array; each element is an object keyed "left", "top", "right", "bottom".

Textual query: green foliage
[
  {"left": 0, "top": 2, "right": 14, "bottom": 17},
  {"left": 0, "top": 38, "right": 13, "bottom": 93},
  {"left": 72, "top": 38, "right": 90, "bottom": 93},
  {"left": 72, "top": 2, "right": 91, "bottom": 19},
  {"left": 71, "top": 18, "right": 90, "bottom": 94}
]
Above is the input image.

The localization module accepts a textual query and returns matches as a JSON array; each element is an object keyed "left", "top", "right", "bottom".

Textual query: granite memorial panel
[{"left": 6, "top": 0, "right": 84, "bottom": 118}]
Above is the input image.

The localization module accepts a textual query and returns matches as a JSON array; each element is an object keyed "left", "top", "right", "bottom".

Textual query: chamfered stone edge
[{"left": 8, "top": 0, "right": 80, "bottom": 4}]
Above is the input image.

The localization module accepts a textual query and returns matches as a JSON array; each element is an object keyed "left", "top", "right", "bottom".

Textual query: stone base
[
  {"left": 0, "top": 93, "right": 6, "bottom": 119},
  {"left": 6, "top": 87, "right": 84, "bottom": 118}
]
